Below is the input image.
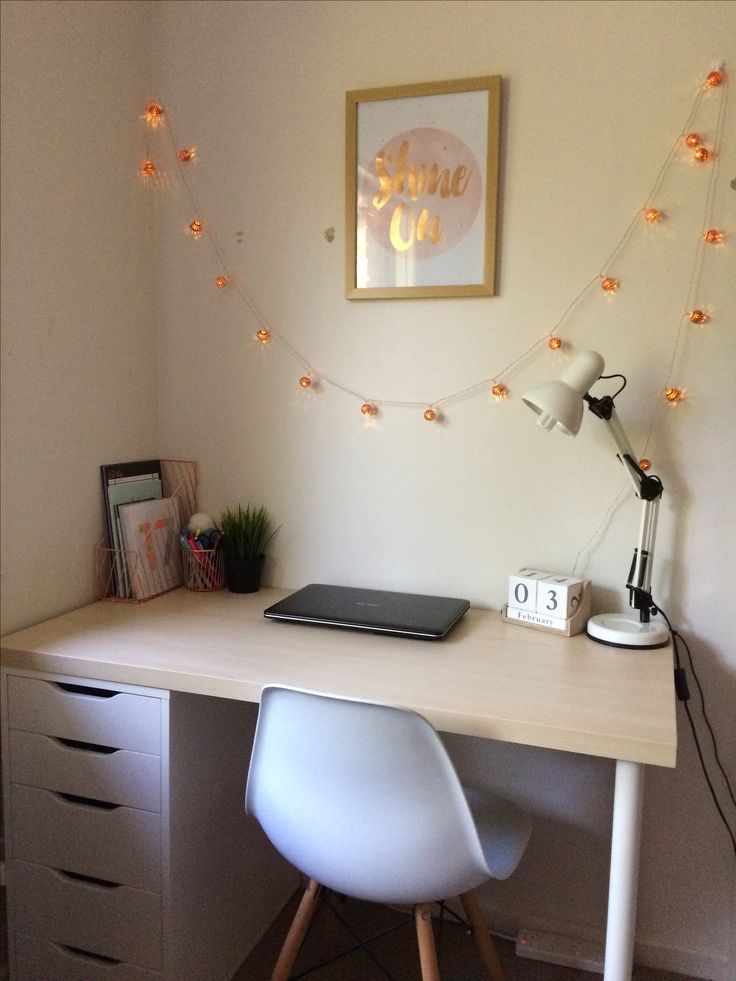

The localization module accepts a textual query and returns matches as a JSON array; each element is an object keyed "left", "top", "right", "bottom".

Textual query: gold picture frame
[{"left": 345, "top": 75, "right": 501, "bottom": 300}]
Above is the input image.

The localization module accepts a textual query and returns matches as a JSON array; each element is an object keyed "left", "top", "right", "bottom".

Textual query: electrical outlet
[{"left": 516, "top": 928, "right": 605, "bottom": 974}]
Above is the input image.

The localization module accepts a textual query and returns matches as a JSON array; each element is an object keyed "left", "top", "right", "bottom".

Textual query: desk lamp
[{"left": 522, "top": 350, "right": 669, "bottom": 649}]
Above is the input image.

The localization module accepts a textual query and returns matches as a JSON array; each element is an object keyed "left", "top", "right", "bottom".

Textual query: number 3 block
[{"left": 535, "top": 574, "right": 585, "bottom": 619}]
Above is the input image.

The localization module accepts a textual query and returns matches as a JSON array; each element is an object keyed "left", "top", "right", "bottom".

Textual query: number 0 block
[{"left": 507, "top": 569, "right": 551, "bottom": 612}]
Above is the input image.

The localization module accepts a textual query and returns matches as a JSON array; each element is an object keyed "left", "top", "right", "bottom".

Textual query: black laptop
[{"left": 263, "top": 584, "right": 470, "bottom": 640}]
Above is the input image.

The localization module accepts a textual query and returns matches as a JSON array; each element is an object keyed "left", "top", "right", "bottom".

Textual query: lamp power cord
[{"left": 653, "top": 601, "right": 736, "bottom": 859}]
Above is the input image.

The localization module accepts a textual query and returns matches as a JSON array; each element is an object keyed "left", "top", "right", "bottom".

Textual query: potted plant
[{"left": 218, "top": 503, "right": 278, "bottom": 593}]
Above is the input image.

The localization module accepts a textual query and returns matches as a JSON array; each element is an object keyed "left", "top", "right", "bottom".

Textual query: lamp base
[{"left": 586, "top": 613, "right": 670, "bottom": 649}]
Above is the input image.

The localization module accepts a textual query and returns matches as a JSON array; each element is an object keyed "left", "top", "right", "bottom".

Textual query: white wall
[
  {"left": 150, "top": 1, "right": 735, "bottom": 976},
  {"left": 0, "top": 0, "right": 157, "bottom": 631},
  {"left": 1, "top": 0, "right": 734, "bottom": 976}
]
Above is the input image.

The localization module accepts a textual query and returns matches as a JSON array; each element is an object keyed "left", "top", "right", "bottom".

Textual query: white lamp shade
[{"left": 522, "top": 350, "right": 605, "bottom": 435}]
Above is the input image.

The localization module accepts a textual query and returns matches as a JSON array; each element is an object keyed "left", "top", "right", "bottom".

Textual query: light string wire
[
  {"left": 142, "top": 66, "right": 726, "bottom": 419},
  {"left": 599, "top": 85, "right": 707, "bottom": 279},
  {"left": 658, "top": 72, "right": 729, "bottom": 424},
  {"left": 568, "top": 74, "right": 727, "bottom": 576},
  {"left": 570, "top": 479, "right": 629, "bottom": 579}
]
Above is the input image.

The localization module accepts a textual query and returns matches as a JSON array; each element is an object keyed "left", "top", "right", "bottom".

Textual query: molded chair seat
[{"left": 246, "top": 686, "right": 531, "bottom": 980}]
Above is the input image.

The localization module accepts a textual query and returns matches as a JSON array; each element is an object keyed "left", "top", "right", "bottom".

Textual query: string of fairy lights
[{"left": 138, "top": 66, "right": 727, "bottom": 454}]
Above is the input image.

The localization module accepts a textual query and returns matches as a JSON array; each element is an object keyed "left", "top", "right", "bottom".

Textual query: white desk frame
[{"left": 1, "top": 587, "right": 677, "bottom": 981}]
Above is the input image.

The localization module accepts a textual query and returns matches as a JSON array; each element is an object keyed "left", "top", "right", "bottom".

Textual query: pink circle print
[{"left": 361, "top": 127, "right": 482, "bottom": 259}]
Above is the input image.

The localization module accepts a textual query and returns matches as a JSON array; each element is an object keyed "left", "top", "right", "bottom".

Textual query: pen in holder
[{"left": 180, "top": 529, "right": 225, "bottom": 592}]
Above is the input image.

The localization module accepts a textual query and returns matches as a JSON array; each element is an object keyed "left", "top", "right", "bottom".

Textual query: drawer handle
[
  {"left": 54, "top": 681, "right": 119, "bottom": 699},
  {"left": 56, "top": 791, "right": 120, "bottom": 811},
  {"left": 56, "top": 736, "right": 120, "bottom": 755},
  {"left": 57, "top": 943, "right": 122, "bottom": 966},
  {"left": 55, "top": 868, "right": 122, "bottom": 889}
]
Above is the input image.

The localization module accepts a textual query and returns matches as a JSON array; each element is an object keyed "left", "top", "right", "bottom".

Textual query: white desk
[{"left": 1, "top": 587, "right": 677, "bottom": 980}]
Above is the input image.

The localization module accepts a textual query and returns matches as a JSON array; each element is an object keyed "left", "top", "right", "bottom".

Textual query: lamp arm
[
  {"left": 584, "top": 398, "right": 663, "bottom": 501},
  {"left": 585, "top": 396, "right": 665, "bottom": 622},
  {"left": 627, "top": 496, "right": 661, "bottom": 619}
]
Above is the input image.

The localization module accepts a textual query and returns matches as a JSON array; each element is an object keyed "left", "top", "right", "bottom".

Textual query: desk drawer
[
  {"left": 7, "top": 675, "right": 161, "bottom": 754},
  {"left": 15, "top": 932, "right": 161, "bottom": 981},
  {"left": 9, "top": 728, "right": 161, "bottom": 811},
  {"left": 11, "top": 784, "right": 161, "bottom": 892},
  {"left": 13, "top": 860, "right": 162, "bottom": 971}
]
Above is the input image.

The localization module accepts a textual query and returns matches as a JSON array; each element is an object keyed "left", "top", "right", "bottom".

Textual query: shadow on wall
[{"left": 442, "top": 732, "right": 615, "bottom": 940}]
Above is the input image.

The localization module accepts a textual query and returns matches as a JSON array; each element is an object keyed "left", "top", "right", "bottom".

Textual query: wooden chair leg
[
  {"left": 272, "top": 878, "right": 323, "bottom": 981},
  {"left": 414, "top": 903, "right": 441, "bottom": 981},
  {"left": 460, "top": 890, "right": 506, "bottom": 981}
]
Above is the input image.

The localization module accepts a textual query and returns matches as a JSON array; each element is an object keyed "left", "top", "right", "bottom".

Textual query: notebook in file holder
[{"left": 263, "top": 583, "right": 470, "bottom": 640}]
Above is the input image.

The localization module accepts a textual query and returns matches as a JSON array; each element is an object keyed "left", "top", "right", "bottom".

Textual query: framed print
[{"left": 345, "top": 76, "right": 501, "bottom": 299}]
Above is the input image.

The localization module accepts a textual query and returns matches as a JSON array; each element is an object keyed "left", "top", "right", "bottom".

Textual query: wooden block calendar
[{"left": 503, "top": 569, "right": 591, "bottom": 637}]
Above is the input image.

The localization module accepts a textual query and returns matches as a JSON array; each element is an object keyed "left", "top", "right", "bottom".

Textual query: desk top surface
[{"left": 1, "top": 588, "right": 676, "bottom": 767}]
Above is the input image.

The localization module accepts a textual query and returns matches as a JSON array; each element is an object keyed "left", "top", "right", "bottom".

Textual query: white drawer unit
[
  {"left": 2, "top": 670, "right": 168, "bottom": 981},
  {"left": 1, "top": 665, "right": 298, "bottom": 981}
]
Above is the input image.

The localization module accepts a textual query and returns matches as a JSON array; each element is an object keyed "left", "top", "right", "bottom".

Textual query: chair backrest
[{"left": 245, "top": 686, "right": 492, "bottom": 905}]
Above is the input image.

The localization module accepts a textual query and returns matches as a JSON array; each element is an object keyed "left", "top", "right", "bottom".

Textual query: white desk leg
[{"left": 603, "top": 759, "right": 645, "bottom": 981}]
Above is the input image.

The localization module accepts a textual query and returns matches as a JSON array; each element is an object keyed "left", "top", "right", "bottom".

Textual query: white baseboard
[{"left": 635, "top": 937, "right": 733, "bottom": 981}]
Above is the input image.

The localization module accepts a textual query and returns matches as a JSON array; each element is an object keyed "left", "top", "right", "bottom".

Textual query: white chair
[{"left": 245, "top": 685, "right": 532, "bottom": 981}]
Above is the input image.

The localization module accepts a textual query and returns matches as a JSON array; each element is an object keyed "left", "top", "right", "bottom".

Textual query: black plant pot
[{"left": 224, "top": 555, "right": 265, "bottom": 594}]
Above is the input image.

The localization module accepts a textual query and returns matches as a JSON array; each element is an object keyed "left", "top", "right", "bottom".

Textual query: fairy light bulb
[
  {"left": 140, "top": 160, "right": 157, "bottom": 177},
  {"left": 694, "top": 147, "right": 710, "bottom": 162},
  {"left": 256, "top": 329, "right": 270, "bottom": 343},
  {"left": 189, "top": 220, "right": 203, "bottom": 236},
  {"left": 215, "top": 276, "right": 228, "bottom": 289},
  {"left": 548, "top": 336, "right": 562, "bottom": 351},
  {"left": 639, "top": 459, "right": 652, "bottom": 472},
  {"left": 644, "top": 208, "right": 662, "bottom": 223},
  {"left": 424, "top": 408, "right": 437, "bottom": 422},
  {"left": 178, "top": 148, "right": 195, "bottom": 162},
  {"left": 664, "top": 387, "right": 683, "bottom": 403},
  {"left": 704, "top": 229, "right": 724, "bottom": 243},
  {"left": 491, "top": 383, "right": 508, "bottom": 399},
  {"left": 601, "top": 276, "right": 619, "bottom": 293},
  {"left": 685, "top": 133, "right": 702, "bottom": 147},
  {"left": 145, "top": 102, "right": 164, "bottom": 125},
  {"left": 299, "top": 375, "right": 312, "bottom": 388},
  {"left": 361, "top": 402, "right": 377, "bottom": 416},
  {"left": 688, "top": 309, "right": 708, "bottom": 324},
  {"left": 705, "top": 69, "right": 724, "bottom": 88}
]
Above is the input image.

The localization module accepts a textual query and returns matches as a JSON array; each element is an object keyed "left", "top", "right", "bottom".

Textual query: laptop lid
[{"left": 263, "top": 583, "right": 470, "bottom": 640}]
